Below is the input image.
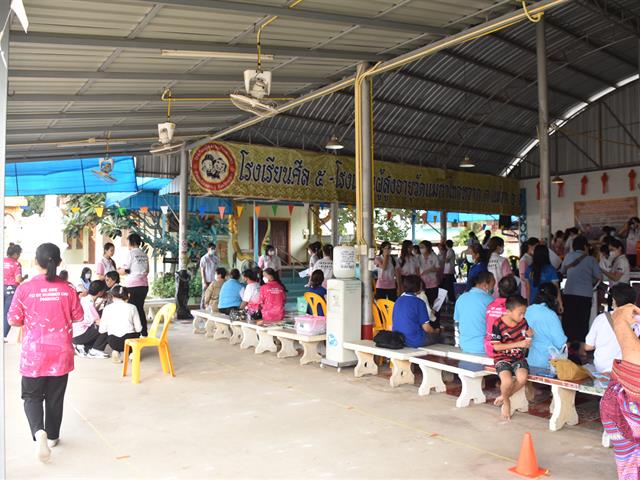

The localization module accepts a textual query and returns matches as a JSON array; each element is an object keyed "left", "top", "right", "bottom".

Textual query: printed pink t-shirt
[
  {"left": 3, "top": 257, "right": 22, "bottom": 286},
  {"left": 259, "top": 282, "right": 286, "bottom": 323},
  {"left": 484, "top": 297, "right": 507, "bottom": 357},
  {"left": 8, "top": 274, "right": 83, "bottom": 377},
  {"left": 374, "top": 256, "right": 396, "bottom": 289}
]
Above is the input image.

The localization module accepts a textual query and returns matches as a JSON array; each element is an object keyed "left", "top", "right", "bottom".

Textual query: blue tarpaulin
[
  {"left": 5, "top": 156, "right": 138, "bottom": 196},
  {"left": 105, "top": 177, "right": 232, "bottom": 214}
]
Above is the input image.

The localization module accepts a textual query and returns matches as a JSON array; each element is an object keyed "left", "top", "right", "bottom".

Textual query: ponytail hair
[
  {"left": 6, "top": 242, "right": 22, "bottom": 257},
  {"left": 35, "top": 243, "right": 62, "bottom": 282},
  {"left": 263, "top": 267, "right": 287, "bottom": 292},
  {"left": 109, "top": 285, "right": 129, "bottom": 301}
]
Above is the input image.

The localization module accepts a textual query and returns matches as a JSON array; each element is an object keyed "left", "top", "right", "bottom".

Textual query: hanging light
[
  {"left": 325, "top": 135, "right": 344, "bottom": 150},
  {"left": 459, "top": 155, "right": 475, "bottom": 168},
  {"left": 551, "top": 175, "right": 565, "bottom": 184}
]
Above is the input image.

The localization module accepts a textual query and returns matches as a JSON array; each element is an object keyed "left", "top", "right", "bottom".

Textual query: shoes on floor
[
  {"left": 47, "top": 438, "right": 59, "bottom": 448},
  {"left": 73, "top": 345, "right": 87, "bottom": 357},
  {"left": 34, "top": 430, "right": 50, "bottom": 463},
  {"left": 111, "top": 351, "right": 122, "bottom": 363},
  {"left": 87, "top": 348, "right": 109, "bottom": 359}
]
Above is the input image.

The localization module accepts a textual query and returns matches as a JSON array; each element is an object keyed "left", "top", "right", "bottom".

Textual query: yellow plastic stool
[
  {"left": 122, "top": 303, "right": 176, "bottom": 384},
  {"left": 303, "top": 292, "right": 327, "bottom": 317}
]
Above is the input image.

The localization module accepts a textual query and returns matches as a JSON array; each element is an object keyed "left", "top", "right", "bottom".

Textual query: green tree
[
  {"left": 337, "top": 207, "right": 412, "bottom": 243},
  {"left": 23, "top": 196, "right": 45, "bottom": 217},
  {"left": 453, "top": 222, "right": 484, "bottom": 246},
  {"left": 62, "top": 194, "right": 134, "bottom": 239}
]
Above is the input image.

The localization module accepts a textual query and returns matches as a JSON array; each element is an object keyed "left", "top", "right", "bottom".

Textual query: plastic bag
[
  {"left": 548, "top": 345, "right": 568, "bottom": 375},
  {"left": 297, "top": 296, "right": 308, "bottom": 313}
]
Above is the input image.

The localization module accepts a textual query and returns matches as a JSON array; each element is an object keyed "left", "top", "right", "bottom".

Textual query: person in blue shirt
[
  {"left": 526, "top": 282, "right": 567, "bottom": 370},
  {"left": 306, "top": 270, "right": 327, "bottom": 316},
  {"left": 392, "top": 275, "right": 441, "bottom": 348},
  {"left": 466, "top": 244, "right": 488, "bottom": 291},
  {"left": 455, "top": 271, "right": 495, "bottom": 354},
  {"left": 524, "top": 244, "right": 561, "bottom": 309},
  {"left": 217, "top": 269, "right": 244, "bottom": 314}
]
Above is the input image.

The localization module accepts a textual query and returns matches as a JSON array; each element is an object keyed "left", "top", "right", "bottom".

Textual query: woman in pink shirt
[
  {"left": 483, "top": 276, "right": 518, "bottom": 357},
  {"left": 374, "top": 241, "right": 397, "bottom": 301},
  {"left": 4, "top": 243, "right": 27, "bottom": 339},
  {"left": 258, "top": 268, "right": 287, "bottom": 324},
  {"left": 8, "top": 243, "right": 84, "bottom": 463},
  {"left": 95, "top": 242, "right": 116, "bottom": 280}
]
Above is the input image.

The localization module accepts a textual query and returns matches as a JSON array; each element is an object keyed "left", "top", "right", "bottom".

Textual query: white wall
[{"left": 520, "top": 166, "right": 639, "bottom": 237}]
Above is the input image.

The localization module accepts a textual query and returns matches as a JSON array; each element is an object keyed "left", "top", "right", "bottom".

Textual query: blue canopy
[
  {"left": 5, "top": 156, "right": 138, "bottom": 196},
  {"left": 105, "top": 177, "right": 232, "bottom": 214}
]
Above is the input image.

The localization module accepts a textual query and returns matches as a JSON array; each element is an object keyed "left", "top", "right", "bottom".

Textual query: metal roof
[{"left": 6, "top": 0, "right": 640, "bottom": 177}]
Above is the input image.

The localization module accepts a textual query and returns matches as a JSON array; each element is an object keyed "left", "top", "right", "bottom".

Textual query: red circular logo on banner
[{"left": 192, "top": 142, "right": 236, "bottom": 192}]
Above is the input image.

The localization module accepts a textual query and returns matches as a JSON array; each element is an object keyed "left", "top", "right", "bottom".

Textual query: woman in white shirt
[
  {"left": 396, "top": 240, "right": 420, "bottom": 294},
  {"left": 440, "top": 239, "right": 457, "bottom": 302},
  {"left": 419, "top": 240, "right": 441, "bottom": 306},
  {"left": 308, "top": 242, "right": 321, "bottom": 271},
  {"left": 117, "top": 233, "right": 150, "bottom": 336},
  {"left": 603, "top": 238, "right": 631, "bottom": 287},
  {"left": 99, "top": 286, "right": 142, "bottom": 363},
  {"left": 258, "top": 245, "right": 282, "bottom": 273},
  {"left": 620, "top": 217, "right": 640, "bottom": 268},
  {"left": 487, "top": 237, "right": 512, "bottom": 297},
  {"left": 240, "top": 269, "right": 261, "bottom": 319},
  {"left": 312, "top": 244, "right": 334, "bottom": 289},
  {"left": 96, "top": 242, "right": 117, "bottom": 280}
]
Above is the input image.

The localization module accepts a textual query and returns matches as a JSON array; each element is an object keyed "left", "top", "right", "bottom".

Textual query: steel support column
[
  {"left": 357, "top": 62, "right": 374, "bottom": 340},
  {"left": 0, "top": 17, "right": 9, "bottom": 479},
  {"left": 178, "top": 144, "right": 189, "bottom": 271},
  {"left": 330, "top": 202, "right": 339, "bottom": 245},
  {"left": 411, "top": 210, "right": 416, "bottom": 243},
  {"left": 537, "top": 19, "right": 551, "bottom": 242},
  {"left": 441, "top": 211, "right": 448, "bottom": 242}
]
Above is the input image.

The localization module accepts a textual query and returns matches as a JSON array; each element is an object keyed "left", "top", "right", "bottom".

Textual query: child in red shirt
[{"left": 491, "top": 295, "right": 533, "bottom": 420}]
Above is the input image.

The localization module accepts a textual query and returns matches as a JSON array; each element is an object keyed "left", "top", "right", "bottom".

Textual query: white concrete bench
[
  {"left": 409, "top": 355, "right": 493, "bottom": 408},
  {"left": 234, "top": 321, "right": 281, "bottom": 354},
  {"left": 190, "top": 309, "right": 211, "bottom": 335},
  {"left": 420, "top": 344, "right": 493, "bottom": 366},
  {"left": 189, "top": 310, "right": 234, "bottom": 341},
  {"left": 268, "top": 328, "right": 325, "bottom": 365},
  {"left": 343, "top": 340, "right": 426, "bottom": 388},
  {"left": 145, "top": 298, "right": 173, "bottom": 318}
]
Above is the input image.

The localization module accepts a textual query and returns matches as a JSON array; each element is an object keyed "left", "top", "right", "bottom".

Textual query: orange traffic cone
[{"left": 508, "top": 432, "right": 549, "bottom": 478}]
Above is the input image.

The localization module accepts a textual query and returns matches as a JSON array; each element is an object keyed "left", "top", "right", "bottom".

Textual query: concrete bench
[
  {"left": 189, "top": 310, "right": 234, "bottom": 341},
  {"left": 343, "top": 340, "right": 426, "bottom": 388},
  {"left": 420, "top": 344, "right": 493, "bottom": 366},
  {"left": 410, "top": 355, "right": 492, "bottom": 408},
  {"left": 268, "top": 328, "right": 325, "bottom": 365},
  {"left": 190, "top": 309, "right": 212, "bottom": 335},
  {"left": 234, "top": 321, "right": 281, "bottom": 354}
]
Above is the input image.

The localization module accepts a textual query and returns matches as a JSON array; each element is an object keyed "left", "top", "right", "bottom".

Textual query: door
[{"left": 254, "top": 219, "right": 290, "bottom": 265}]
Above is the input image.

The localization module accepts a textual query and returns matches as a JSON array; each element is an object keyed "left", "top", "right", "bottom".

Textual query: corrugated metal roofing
[{"left": 6, "top": 0, "right": 640, "bottom": 178}]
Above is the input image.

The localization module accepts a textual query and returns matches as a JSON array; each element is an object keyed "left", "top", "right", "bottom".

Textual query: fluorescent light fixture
[
  {"left": 325, "top": 135, "right": 344, "bottom": 150},
  {"left": 589, "top": 86, "right": 615, "bottom": 103},
  {"left": 57, "top": 138, "right": 127, "bottom": 148},
  {"left": 551, "top": 175, "right": 565, "bottom": 185},
  {"left": 616, "top": 74, "right": 639, "bottom": 88},
  {"left": 459, "top": 155, "right": 475, "bottom": 168},
  {"left": 161, "top": 50, "right": 274, "bottom": 61}
]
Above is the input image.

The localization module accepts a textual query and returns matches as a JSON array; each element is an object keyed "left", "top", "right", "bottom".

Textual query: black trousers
[
  {"left": 4, "top": 285, "right": 16, "bottom": 338},
  {"left": 107, "top": 332, "right": 140, "bottom": 353},
  {"left": 218, "top": 307, "right": 239, "bottom": 315},
  {"left": 440, "top": 274, "right": 456, "bottom": 302},
  {"left": 374, "top": 288, "right": 397, "bottom": 301},
  {"left": 22, "top": 374, "right": 68, "bottom": 440},
  {"left": 562, "top": 294, "right": 592, "bottom": 343},
  {"left": 425, "top": 287, "right": 439, "bottom": 306},
  {"left": 127, "top": 286, "right": 149, "bottom": 336},
  {"left": 72, "top": 325, "right": 108, "bottom": 352},
  {"left": 627, "top": 254, "right": 637, "bottom": 269}
]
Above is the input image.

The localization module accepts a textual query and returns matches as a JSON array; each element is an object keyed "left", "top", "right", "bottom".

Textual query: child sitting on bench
[{"left": 491, "top": 295, "right": 533, "bottom": 420}]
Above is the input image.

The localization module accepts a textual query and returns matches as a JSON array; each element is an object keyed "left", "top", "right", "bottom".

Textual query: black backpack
[{"left": 373, "top": 330, "right": 405, "bottom": 350}]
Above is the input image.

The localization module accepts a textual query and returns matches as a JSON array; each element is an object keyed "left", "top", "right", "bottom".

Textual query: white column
[
  {"left": 536, "top": 19, "right": 551, "bottom": 242},
  {"left": 357, "top": 62, "right": 374, "bottom": 339}
]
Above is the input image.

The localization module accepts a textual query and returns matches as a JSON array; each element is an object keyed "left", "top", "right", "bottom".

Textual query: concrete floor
[{"left": 4, "top": 323, "right": 617, "bottom": 479}]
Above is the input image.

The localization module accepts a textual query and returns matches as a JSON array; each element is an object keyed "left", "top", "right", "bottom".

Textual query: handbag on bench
[{"left": 373, "top": 330, "right": 405, "bottom": 350}]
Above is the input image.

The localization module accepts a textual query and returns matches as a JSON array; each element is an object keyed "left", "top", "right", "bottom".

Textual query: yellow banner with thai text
[{"left": 189, "top": 141, "right": 520, "bottom": 215}]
